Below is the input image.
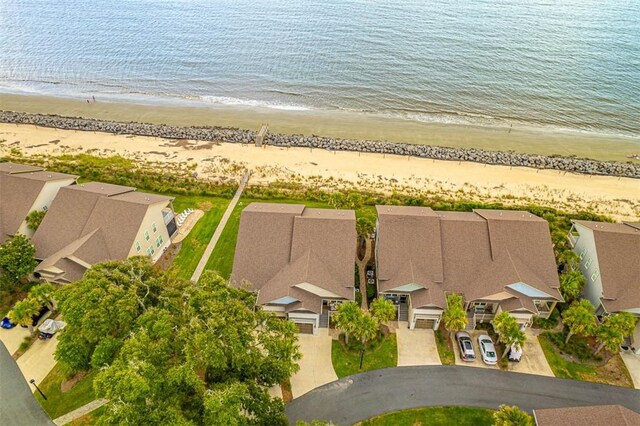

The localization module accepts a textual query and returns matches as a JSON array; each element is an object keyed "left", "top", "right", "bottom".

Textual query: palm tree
[
  {"left": 493, "top": 404, "right": 534, "bottom": 426},
  {"left": 493, "top": 312, "right": 527, "bottom": 359},
  {"left": 8, "top": 298, "right": 41, "bottom": 334},
  {"left": 594, "top": 312, "right": 637, "bottom": 355},
  {"left": 332, "top": 301, "right": 361, "bottom": 345},
  {"left": 370, "top": 298, "right": 396, "bottom": 324},
  {"left": 562, "top": 299, "right": 597, "bottom": 344},
  {"left": 559, "top": 270, "right": 586, "bottom": 303},
  {"left": 442, "top": 293, "right": 467, "bottom": 332}
]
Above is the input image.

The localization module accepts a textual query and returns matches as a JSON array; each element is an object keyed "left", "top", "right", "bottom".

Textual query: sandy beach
[
  {"left": 1, "top": 123, "right": 638, "bottom": 221},
  {"left": 2, "top": 93, "right": 640, "bottom": 164}
]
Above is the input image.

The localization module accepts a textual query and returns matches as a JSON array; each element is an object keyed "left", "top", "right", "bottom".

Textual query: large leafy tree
[
  {"left": 442, "top": 293, "right": 467, "bottom": 332},
  {"left": 562, "top": 299, "right": 597, "bottom": 344},
  {"left": 54, "top": 257, "right": 168, "bottom": 375},
  {"left": 493, "top": 312, "right": 527, "bottom": 359},
  {"left": 493, "top": 404, "right": 534, "bottom": 426},
  {"left": 8, "top": 297, "right": 41, "bottom": 334},
  {"left": 594, "top": 312, "right": 637, "bottom": 355},
  {"left": 0, "top": 234, "right": 37, "bottom": 284},
  {"left": 559, "top": 270, "right": 586, "bottom": 303},
  {"left": 94, "top": 272, "right": 300, "bottom": 425},
  {"left": 29, "top": 283, "right": 57, "bottom": 312},
  {"left": 369, "top": 298, "right": 396, "bottom": 324}
]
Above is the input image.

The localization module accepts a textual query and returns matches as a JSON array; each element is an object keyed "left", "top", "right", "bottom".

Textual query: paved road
[
  {"left": 190, "top": 170, "right": 250, "bottom": 282},
  {"left": 286, "top": 366, "right": 640, "bottom": 425}
]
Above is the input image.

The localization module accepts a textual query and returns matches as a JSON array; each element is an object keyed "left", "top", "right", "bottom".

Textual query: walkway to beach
[
  {"left": 53, "top": 399, "right": 108, "bottom": 425},
  {"left": 190, "top": 170, "right": 251, "bottom": 283}
]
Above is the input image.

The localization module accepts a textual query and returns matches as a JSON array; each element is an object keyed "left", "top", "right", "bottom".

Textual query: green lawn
[
  {"left": 358, "top": 406, "right": 495, "bottom": 426},
  {"left": 332, "top": 334, "right": 398, "bottom": 378},
  {"left": 34, "top": 364, "right": 98, "bottom": 420},
  {"left": 435, "top": 329, "right": 455, "bottom": 365},
  {"left": 538, "top": 335, "right": 633, "bottom": 388},
  {"left": 169, "top": 195, "right": 230, "bottom": 280},
  {"left": 68, "top": 406, "right": 106, "bottom": 425}
]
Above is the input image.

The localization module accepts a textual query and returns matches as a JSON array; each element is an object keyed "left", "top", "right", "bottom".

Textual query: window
[
  {"left": 156, "top": 235, "right": 163, "bottom": 248},
  {"left": 584, "top": 257, "right": 593, "bottom": 269},
  {"left": 152, "top": 223, "right": 157, "bottom": 233},
  {"left": 135, "top": 242, "right": 141, "bottom": 253},
  {"left": 144, "top": 231, "right": 150, "bottom": 241},
  {"left": 591, "top": 269, "right": 600, "bottom": 282},
  {"left": 579, "top": 248, "right": 587, "bottom": 260},
  {"left": 146, "top": 245, "right": 155, "bottom": 256}
]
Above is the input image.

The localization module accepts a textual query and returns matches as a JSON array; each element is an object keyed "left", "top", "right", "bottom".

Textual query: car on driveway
[
  {"left": 477, "top": 334, "right": 498, "bottom": 365},
  {"left": 456, "top": 331, "right": 476, "bottom": 361}
]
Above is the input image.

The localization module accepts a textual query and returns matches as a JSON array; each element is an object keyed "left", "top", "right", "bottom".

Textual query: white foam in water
[{"left": 200, "top": 96, "right": 311, "bottom": 112}]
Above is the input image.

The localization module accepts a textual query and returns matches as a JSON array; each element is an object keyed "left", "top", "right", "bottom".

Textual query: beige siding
[
  {"left": 17, "top": 178, "right": 76, "bottom": 237},
  {"left": 127, "top": 202, "right": 172, "bottom": 262}
]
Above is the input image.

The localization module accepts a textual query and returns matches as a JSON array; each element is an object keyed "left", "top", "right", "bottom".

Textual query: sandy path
[{"left": 1, "top": 124, "right": 638, "bottom": 220}]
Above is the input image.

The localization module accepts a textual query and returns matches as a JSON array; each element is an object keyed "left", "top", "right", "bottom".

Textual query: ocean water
[{"left": 0, "top": 0, "right": 639, "bottom": 136}]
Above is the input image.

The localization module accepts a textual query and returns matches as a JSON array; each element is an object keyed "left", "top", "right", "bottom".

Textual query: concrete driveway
[
  {"left": 0, "top": 326, "right": 30, "bottom": 356},
  {"left": 621, "top": 351, "right": 640, "bottom": 389},
  {"left": 506, "top": 329, "right": 554, "bottom": 377},
  {"left": 290, "top": 329, "right": 338, "bottom": 398},
  {"left": 17, "top": 334, "right": 59, "bottom": 385},
  {"left": 453, "top": 330, "right": 499, "bottom": 370},
  {"left": 396, "top": 328, "right": 441, "bottom": 366}
]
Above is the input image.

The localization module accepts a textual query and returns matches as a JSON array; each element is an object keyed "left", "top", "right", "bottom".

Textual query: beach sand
[
  {"left": 2, "top": 93, "right": 640, "bottom": 163},
  {"left": 1, "top": 123, "right": 638, "bottom": 221}
]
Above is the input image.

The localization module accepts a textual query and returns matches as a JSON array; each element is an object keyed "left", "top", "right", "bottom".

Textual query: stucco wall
[
  {"left": 572, "top": 223, "right": 605, "bottom": 313},
  {"left": 17, "top": 178, "right": 76, "bottom": 237},
  {"left": 127, "top": 201, "right": 172, "bottom": 263}
]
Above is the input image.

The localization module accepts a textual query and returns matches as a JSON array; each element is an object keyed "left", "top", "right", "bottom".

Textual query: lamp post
[
  {"left": 29, "top": 379, "right": 47, "bottom": 400},
  {"left": 359, "top": 348, "right": 365, "bottom": 370}
]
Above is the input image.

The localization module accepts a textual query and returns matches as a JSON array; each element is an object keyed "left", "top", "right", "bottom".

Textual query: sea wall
[{"left": 1, "top": 110, "right": 638, "bottom": 179}]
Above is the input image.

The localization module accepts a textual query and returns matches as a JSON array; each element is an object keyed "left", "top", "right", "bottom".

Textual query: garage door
[
  {"left": 415, "top": 318, "right": 436, "bottom": 329},
  {"left": 296, "top": 322, "right": 314, "bottom": 334}
]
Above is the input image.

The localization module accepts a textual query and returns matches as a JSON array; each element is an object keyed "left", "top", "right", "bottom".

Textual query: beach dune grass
[{"left": 357, "top": 406, "right": 495, "bottom": 426}]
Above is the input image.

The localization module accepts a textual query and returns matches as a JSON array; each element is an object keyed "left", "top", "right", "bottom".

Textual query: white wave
[{"left": 200, "top": 96, "right": 311, "bottom": 111}]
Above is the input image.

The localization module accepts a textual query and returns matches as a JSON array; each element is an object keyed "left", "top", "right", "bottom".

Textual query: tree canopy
[
  {"left": 369, "top": 298, "right": 396, "bottom": 324},
  {"left": 442, "top": 293, "right": 467, "bottom": 332},
  {"left": 559, "top": 270, "right": 586, "bottom": 304},
  {"left": 25, "top": 210, "right": 47, "bottom": 231},
  {"left": 54, "top": 258, "right": 301, "bottom": 425},
  {"left": 0, "top": 234, "right": 37, "bottom": 284},
  {"left": 493, "top": 404, "right": 534, "bottom": 426},
  {"left": 562, "top": 299, "right": 597, "bottom": 344},
  {"left": 594, "top": 312, "right": 637, "bottom": 355},
  {"left": 492, "top": 312, "right": 527, "bottom": 359}
]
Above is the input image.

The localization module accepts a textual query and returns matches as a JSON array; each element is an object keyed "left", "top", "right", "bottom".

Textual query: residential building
[
  {"left": 230, "top": 203, "right": 356, "bottom": 334},
  {"left": 533, "top": 405, "right": 640, "bottom": 426},
  {"left": 568, "top": 220, "right": 640, "bottom": 353},
  {"left": 32, "top": 182, "right": 177, "bottom": 283},
  {"left": 0, "top": 162, "right": 77, "bottom": 242},
  {"left": 375, "top": 206, "right": 562, "bottom": 330}
]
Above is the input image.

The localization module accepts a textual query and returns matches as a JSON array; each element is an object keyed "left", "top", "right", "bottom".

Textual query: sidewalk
[
  {"left": 17, "top": 334, "right": 59, "bottom": 385},
  {"left": 53, "top": 399, "right": 108, "bottom": 425}
]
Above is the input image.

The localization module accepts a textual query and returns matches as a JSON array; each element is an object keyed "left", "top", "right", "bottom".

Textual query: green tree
[
  {"left": 0, "top": 234, "right": 37, "bottom": 283},
  {"left": 8, "top": 297, "right": 41, "bottom": 334},
  {"left": 94, "top": 271, "right": 300, "bottom": 425},
  {"left": 559, "top": 270, "right": 586, "bottom": 303},
  {"left": 370, "top": 298, "right": 396, "bottom": 324},
  {"left": 493, "top": 312, "right": 527, "bottom": 359},
  {"left": 493, "top": 404, "right": 534, "bottom": 426},
  {"left": 28, "top": 283, "right": 57, "bottom": 312},
  {"left": 356, "top": 216, "right": 375, "bottom": 240},
  {"left": 332, "top": 301, "right": 361, "bottom": 345},
  {"left": 25, "top": 210, "right": 47, "bottom": 231},
  {"left": 442, "top": 293, "right": 467, "bottom": 332},
  {"left": 353, "top": 313, "right": 379, "bottom": 348},
  {"left": 562, "top": 299, "right": 597, "bottom": 344},
  {"left": 594, "top": 312, "right": 637, "bottom": 355}
]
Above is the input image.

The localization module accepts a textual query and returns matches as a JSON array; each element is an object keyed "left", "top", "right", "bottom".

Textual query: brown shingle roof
[
  {"left": 0, "top": 164, "right": 77, "bottom": 242},
  {"left": 231, "top": 203, "right": 356, "bottom": 314},
  {"left": 573, "top": 220, "right": 640, "bottom": 312},
  {"left": 533, "top": 405, "right": 640, "bottom": 426},
  {"left": 376, "top": 206, "right": 561, "bottom": 310},
  {"left": 33, "top": 183, "right": 172, "bottom": 282}
]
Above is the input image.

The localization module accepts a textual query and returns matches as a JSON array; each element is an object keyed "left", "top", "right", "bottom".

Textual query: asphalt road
[{"left": 286, "top": 366, "right": 640, "bottom": 425}]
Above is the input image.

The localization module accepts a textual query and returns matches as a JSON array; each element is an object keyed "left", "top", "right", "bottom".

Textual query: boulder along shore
[{"left": 1, "top": 110, "right": 638, "bottom": 179}]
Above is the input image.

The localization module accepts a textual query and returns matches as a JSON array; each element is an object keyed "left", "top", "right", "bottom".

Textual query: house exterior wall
[
  {"left": 16, "top": 178, "right": 76, "bottom": 237},
  {"left": 409, "top": 307, "right": 443, "bottom": 330},
  {"left": 572, "top": 223, "right": 605, "bottom": 314},
  {"left": 128, "top": 202, "right": 172, "bottom": 263}
]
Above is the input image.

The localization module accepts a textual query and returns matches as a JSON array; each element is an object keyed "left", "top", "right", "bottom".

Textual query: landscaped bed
[
  {"left": 357, "top": 406, "right": 495, "bottom": 426},
  {"left": 34, "top": 364, "right": 99, "bottom": 420},
  {"left": 434, "top": 329, "right": 455, "bottom": 365},
  {"left": 332, "top": 332, "right": 398, "bottom": 378},
  {"left": 538, "top": 333, "right": 633, "bottom": 388}
]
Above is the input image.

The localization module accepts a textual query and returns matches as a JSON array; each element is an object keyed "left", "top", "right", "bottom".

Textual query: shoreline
[
  {"left": 1, "top": 93, "right": 640, "bottom": 164},
  {"left": 1, "top": 110, "right": 638, "bottom": 179},
  {"left": 1, "top": 123, "right": 638, "bottom": 221}
]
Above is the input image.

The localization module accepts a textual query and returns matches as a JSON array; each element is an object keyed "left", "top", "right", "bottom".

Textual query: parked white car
[{"left": 477, "top": 334, "right": 498, "bottom": 365}]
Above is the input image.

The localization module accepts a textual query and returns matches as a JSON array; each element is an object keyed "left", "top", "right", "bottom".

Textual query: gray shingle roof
[{"left": 533, "top": 405, "right": 640, "bottom": 426}]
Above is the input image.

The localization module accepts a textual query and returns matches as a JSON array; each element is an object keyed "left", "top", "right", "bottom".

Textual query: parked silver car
[
  {"left": 477, "top": 334, "right": 498, "bottom": 365},
  {"left": 455, "top": 331, "right": 476, "bottom": 361}
]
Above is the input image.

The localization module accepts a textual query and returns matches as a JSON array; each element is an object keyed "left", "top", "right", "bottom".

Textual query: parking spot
[
  {"left": 452, "top": 330, "right": 499, "bottom": 370},
  {"left": 396, "top": 327, "right": 441, "bottom": 366},
  {"left": 0, "top": 326, "right": 30, "bottom": 356},
  {"left": 506, "top": 329, "right": 554, "bottom": 377}
]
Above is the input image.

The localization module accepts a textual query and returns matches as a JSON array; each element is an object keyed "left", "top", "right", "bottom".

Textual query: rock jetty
[{"left": 1, "top": 110, "right": 638, "bottom": 179}]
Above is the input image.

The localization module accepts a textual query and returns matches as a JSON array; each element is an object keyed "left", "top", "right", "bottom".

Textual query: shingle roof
[
  {"left": 533, "top": 405, "right": 640, "bottom": 426},
  {"left": 231, "top": 203, "right": 356, "bottom": 314},
  {"left": 573, "top": 220, "right": 640, "bottom": 312},
  {"left": 33, "top": 183, "right": 172, "bottom": 282},
  {"left": 0, "top": 164, "right": 77, "bottom": 243},
  {"left": 376, "top": 206, "right": 561, "bottom": 310}
]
